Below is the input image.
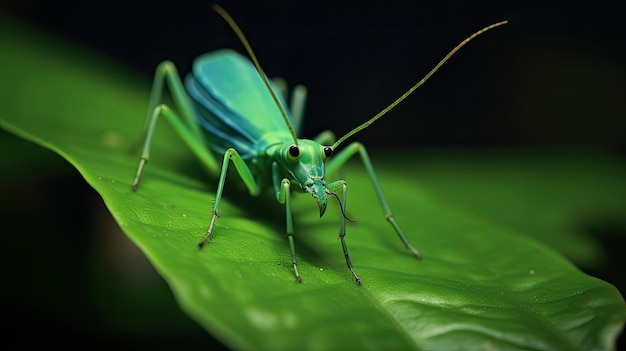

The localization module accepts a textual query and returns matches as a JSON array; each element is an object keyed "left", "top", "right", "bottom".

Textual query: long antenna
[
  {"left": 212, "top": 5, "right": 299, "bottom": 145},
  {"left": 332, "top": 20, "right": 508, "bottom": 150}
]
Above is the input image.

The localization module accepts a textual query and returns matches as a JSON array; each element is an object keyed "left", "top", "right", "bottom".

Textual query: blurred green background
[{"left": 1, "top": 0, "right": 624, "bottom": 348}]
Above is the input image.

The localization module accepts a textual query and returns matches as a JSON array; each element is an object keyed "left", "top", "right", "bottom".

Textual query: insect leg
[
  {"left": 313, "top": 130, "right": 336, "bottom": 145},
  {"left": 132, "top": 61, "right": 220, "bottom": 190},
  {"left": 269, "top": 78, "right": 307, "bottom": 136},
  {"left": 146, "top": 61, "right": 204, "bottom": 138},
  {"left": 132, "top": 105, "right": 219, "bottom": 190},
  {"left": 273, "top": 163, "right": 302, "bottom": 282},
  {"left": 198, "top": 148, "right": 262, "bottom": 248},
  {"left": 327, "top": 180, "right": 361, "bottom": 285},
  {"left": 325, "top": 142, "right": 422, "bottom": 259},
  {"left": 289, "top": 85, "right": 307, "bottom": 135}
]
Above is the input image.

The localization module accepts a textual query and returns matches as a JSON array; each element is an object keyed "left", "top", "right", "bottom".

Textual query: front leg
[
  {"left": 327, "top": 180, "right": 361, "bottom": 285},
  {"left": 326, "top": 142, "right": 422, "bottom": 260},
  {"left": 273, "top": 164, "right": 301, "bottom": 283}
]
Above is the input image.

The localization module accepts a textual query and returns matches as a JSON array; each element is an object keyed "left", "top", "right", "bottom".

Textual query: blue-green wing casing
[{"left": 184, "top": 49, "right": 295, "bottom": 159}]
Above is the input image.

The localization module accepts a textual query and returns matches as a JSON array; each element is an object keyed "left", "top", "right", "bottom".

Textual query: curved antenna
[
  {"left": 332, "top": 20, "right": 508, "bottom": 150},
  {"left": 212, "top": 5, "right": 299, "bottom": 145},
  {"left": 327, "top": 189, "right": 356, "bottom": 222}
]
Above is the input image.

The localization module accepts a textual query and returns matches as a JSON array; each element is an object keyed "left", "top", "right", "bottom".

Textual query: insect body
[{"left": 132, "top": 5, "right": 507, "bottom": 285}]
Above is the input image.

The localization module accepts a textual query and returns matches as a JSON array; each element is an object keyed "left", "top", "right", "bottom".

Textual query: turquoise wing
[{"left": 184, "top": 49, "right": 295, "bottom": 159}]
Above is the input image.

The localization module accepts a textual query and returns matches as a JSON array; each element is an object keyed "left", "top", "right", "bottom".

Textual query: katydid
[{"left": 131, "top": 5, "right": 507, "bottom": 285}]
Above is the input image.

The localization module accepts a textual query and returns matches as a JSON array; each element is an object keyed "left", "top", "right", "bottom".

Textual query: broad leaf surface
[
  {"left": 403, "top": 149, "right": 626, "bottom": 269},
  {"left": 1, "top": 23, "right": 624, "bottom": 350}
]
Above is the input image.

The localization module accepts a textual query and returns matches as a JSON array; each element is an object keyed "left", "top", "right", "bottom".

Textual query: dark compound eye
[
  {"left": 323, "top": 146, "right": 333, "bottom": 158},
  {"left": 288, "top": 145, "right": 300, "bottom": 158}
]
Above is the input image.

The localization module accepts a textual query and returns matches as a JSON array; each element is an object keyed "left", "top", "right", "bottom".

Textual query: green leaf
[
  {"left": 1, "top": 22, "right": 624, "bottom": 350},
  {"left": 398, "top": 149, "right": 626, "bottom": 269}
]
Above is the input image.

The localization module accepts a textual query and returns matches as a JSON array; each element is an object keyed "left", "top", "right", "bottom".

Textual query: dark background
[
  {"left": 3, "top": 0, "right": 625, "bottom": 151},
  {"left": 2, "top": 0, "right": 625, "bottom": 348}
]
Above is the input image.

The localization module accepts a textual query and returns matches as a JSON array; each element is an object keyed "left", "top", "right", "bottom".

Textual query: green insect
[{"left": 132, "top": 5, "right": 507, "bottom": 284}]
